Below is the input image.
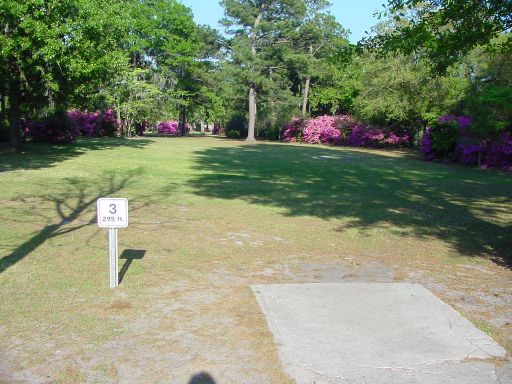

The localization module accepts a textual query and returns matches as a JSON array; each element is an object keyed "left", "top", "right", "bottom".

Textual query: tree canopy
[
  {"left": 0, "top": 0, "right": 509, "bottom": 151},
  {"left": 0, "top": 0, "right": 128, "bottom": 147},
  {"left": 364, "top": 0, "right": 512, "bottom": 73}
]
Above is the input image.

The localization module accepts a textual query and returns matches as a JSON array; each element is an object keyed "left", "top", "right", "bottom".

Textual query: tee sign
[{"left": 97, "top": 198, "right": 128, "bottom": 228}]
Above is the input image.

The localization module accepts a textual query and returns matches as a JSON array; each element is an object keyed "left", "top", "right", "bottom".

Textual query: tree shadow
[
  {"left": 0, "top": 169, "right": 145, "bottom": 274},
  {"left": 188, "top": 372, "right": 216, "bottom": 384},
  {"left": 144, "top": 133, "right": 210, "bottom": 139},
  {"left": 0, "top": 137, "right": 152, "bottom": 172},
  {"left": 188, "top": 143, "right": 512, "bottom": 267},
  {"left": 119, "top": 249, "right": 146, "bottom": 284}
]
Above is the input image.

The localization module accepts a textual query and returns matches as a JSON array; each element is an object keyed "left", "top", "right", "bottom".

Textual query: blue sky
[{"left": 178, "top": 0, "right": 385, "bottom": 43}]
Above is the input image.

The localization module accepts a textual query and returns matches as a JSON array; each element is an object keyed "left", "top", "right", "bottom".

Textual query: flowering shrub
[
  {"left": 345, "top": 122, "right": 367, "bottom": 146},
  {"left": 136, "top": 120, "right": 148, "bottom": 136},
  {"left": 421, "top": 115, "right": 465, "bottom": 161},
  {"left": 303, "top": 115, "right": 342, "bottom": 145},
  {"left": 23, "top": 108, "right": 119, "bottom": 144},
  {"left": 422, "top": 114, "right": 511, "bottom": 169},
  {"left": 456, "top": 143, "right": 483, "bottom": 165},
  {"left": 23, "top": 113, "right": 79, "bottom": 144},
  {"left": 420, "top": 128, "right": 435, "bottom": 161},
  {"left": 282, "top": 117, "right": 305, "bottom": 142},
  {"left": 385, "top": 132, "right": 410, "bottom": 146},
  {"left": 485, "top": 133, "right": 512, "bottom": 169},
  {"left": 456, "top": 133, "right": 512, "bottom": 169},
  {"left": 156, "top": 121, "right": 191, "bottom": 136},
  {"left": 348, "top": 124, "right": 410, "bottom": 147},
  {"left": 67, "top": 110, "right": 98, "bottom": 137},
  {"left": 67, "top": 109, "right": 119, "bottom": 137},
  {"left": 282, "top": 114, "right": 410, "bottom": 148},
  {"left": 439, "top": 114, "right": 472, "bottom": 131},
  {"left": 157, "top": 121, "right": 179, "bottom": 135},
  {"left": 212, "top": 123, "right": 221, "bottom": 135},
  {"left": 98, "top": 109, "right": 119, "bottom": 137}
]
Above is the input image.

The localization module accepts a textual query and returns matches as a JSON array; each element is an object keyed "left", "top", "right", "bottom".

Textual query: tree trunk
[
  {"left": 0, "top": 82, "right": 5, "bottom": 133},
  {"left": 247, "top": 84, "right": 257, "bottom": 141},
  {"left": 126, "top": 119, "right": 132, "bottom": 138},
  {"left": 246, "top": 9, "right": 263, "bottom": 143},
  {"left": 302, "top": 44, "right": 314, "bottom": 116},
  {"left": 47, "top": 85, "right": 54, "bottom": 112},
  {"left": 8, "top": 71, "right": 22, "bottom": 151},
  {"left": 115, "top": 100, "right": 123, "bottom": 137},
  {"left": 178, "top": 106, "right": 187, "bottom": 136},
  {"left": 302, "top": 76, "right": 311, "bottom": 116}
]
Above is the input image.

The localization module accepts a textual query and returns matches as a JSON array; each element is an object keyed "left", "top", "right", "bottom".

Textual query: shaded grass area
[
  {"left": 0, "top": 137, "right": 152, "bottom": 172},
  {"left": 190, "top": 143, "right": 512, "bottom": 267},
  {"left": 0, "top": 173, "right": 144, "bottom": 274}
]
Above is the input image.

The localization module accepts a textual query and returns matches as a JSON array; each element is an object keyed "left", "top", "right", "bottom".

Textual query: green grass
[{"left": 0, "top": 136, "right": 511, "bottom": 382}]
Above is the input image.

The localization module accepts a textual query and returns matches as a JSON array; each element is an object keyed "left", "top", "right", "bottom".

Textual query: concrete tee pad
[{"left": 252, "top": 283, "right": 508, "bottom": 384}]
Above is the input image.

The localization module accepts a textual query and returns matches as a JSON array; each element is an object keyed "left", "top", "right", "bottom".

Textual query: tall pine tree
[{"left": 220, "top": 0, "right": 306, "bottom": 141}]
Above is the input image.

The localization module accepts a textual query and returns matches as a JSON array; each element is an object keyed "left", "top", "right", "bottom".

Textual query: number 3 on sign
[{"left": 97, "top": 198, "right": 128, "bottom": 228}]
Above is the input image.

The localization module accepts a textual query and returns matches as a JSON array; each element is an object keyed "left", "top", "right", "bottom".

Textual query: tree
[
  {"left": 461, "top": 35, "right": 512, "bottom": 136},
  {"left": 220, "top": 0, "right": 307, "bottom": 141},
  {"left": 290, "top": 0, "right": 348, "bottom": 115},
  {"left": 191, "top": 26, "right": 227, "bottom": 130},
  {"left": 365, "top": 0, "right": 512, "bottom": 73},
  {"left": 108, "top": 68, "right": 163, "bottom": 137},
  {"left": 0, "top": 0, "right": 129, "bottom": 149},
  {"left": 126, "top": 0, "right": 200, "bottom": 135},
  {"left": 308, "top": 46, "right": 358, "bottom": 116},
  {"left": 350, "top": 52, "right": 468, "bottom": 134}
]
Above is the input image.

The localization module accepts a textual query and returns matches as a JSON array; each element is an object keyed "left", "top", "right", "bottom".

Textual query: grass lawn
[{"left": 0, "top": 136, "right": 511, "bottom": 383}]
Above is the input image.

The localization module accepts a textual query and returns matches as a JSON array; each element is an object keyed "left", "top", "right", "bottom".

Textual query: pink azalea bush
[
  {"left": 337, "top": 115, "right": 410, "bottom": 147},
  {"left": 282, "top": 114, "right": 410, "bottom": 148},
  {"left": 282, "top": 117, "right": 306, "bottom": 142},
  {"left": 156, "top": 120, "right": 191, "bottom": 136},
  {"left": 98, "top": 109, "right": 119, "bottom": 137},
  {"left": 23, "top": 108, "right": 120, "bottom": 144},
  {"left": 67, "top": 109, "right": 119, "bottom": 137},
  {"left": 303, "top": 115, "right": 342, "bottom": 145},
  {"left": 23, "top": 115, "right": 79, "bottom": 144},
  {"left": 67, "top": 110, "right": 98, "bottom": 137},
  {"left": 156, "top": 121, "right": 179, "bottom": 135}
]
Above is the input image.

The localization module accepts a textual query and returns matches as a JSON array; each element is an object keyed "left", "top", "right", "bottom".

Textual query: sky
[{"left": 178, "top": 0, "right": 385, "bottom": 43}]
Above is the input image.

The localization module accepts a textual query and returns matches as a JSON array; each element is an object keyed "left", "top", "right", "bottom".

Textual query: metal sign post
[
  {"left": 109, "top": 228, "right": 119, "bottom": 288},
  {"left": 97, "top": 198, "right": 128, "bottom": 288}
]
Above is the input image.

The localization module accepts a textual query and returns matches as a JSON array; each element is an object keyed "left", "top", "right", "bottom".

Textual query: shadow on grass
[
  {"left": 143, "top": 132, "right": 210, "bottom": 138},
  {"left": 0, "top": 170, "right": 145, "bottom": 274},
  {"left": 188, "top": 372, "right": 216, "bottom": 384},
  {"left": 189, "top": 143, "right": 512, "bottom": 267},
  {"left": 0, "top": 137, "right": 152, "bottom": 172},
  {"left": 119, "top": 249, "right": 146, "bottom": 284}
]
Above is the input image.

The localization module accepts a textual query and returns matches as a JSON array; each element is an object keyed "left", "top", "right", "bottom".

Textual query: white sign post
[{"left": 97, "top": 198, "right": 128, "bottom": 288}]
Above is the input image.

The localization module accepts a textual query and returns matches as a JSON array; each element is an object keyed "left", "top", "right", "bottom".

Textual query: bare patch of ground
[{"left": 1, "top": 254, "right": 511, "bottom": 383}]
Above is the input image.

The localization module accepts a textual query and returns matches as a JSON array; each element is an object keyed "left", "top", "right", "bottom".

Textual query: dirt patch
[
  {"left": 1, "top": 257, "right": 510, "bottom": 383},
  {"left": 105, "top": 300, "right": 132, "bottom": 311}
]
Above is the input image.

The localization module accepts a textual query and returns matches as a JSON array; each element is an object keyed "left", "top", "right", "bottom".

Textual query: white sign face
[{"left": 97, "top": 198, "right": 128, "bottom": 228}]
